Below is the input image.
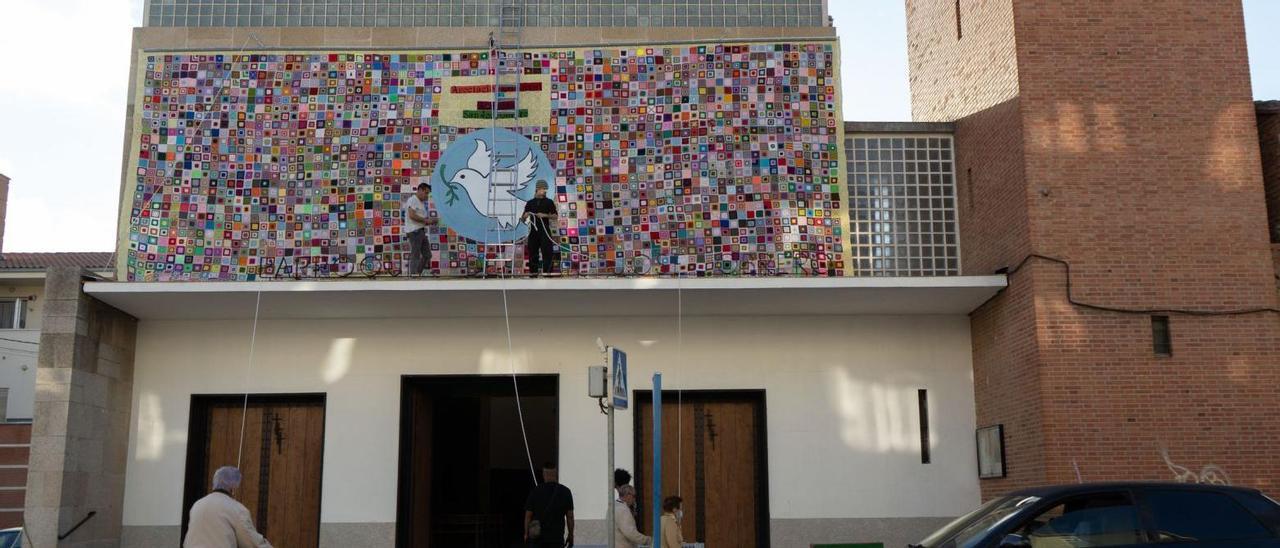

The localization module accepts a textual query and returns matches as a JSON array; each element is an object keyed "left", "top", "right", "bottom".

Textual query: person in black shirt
[
  {"left": 524, "top": 462, "right": 574, "bottom": 547},
  {"left": 521, "top": 180, "right": 558, "bottom": 276}
]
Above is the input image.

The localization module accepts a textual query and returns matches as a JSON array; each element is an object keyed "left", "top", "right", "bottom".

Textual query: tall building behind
[
  {"left": 907, "top": 0, "right": 1280, "bottom": 497},
  {"left": 143, "top": 0, "right": 830, "bottom": 28}
]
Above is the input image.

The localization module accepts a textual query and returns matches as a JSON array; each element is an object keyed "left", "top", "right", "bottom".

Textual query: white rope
[
  {"left": 236, "top": 290, "right": 262, "bottom": 469},
  {"left": 501, "top": 238, "right": 539, "bottom": 485},
  {"left": 673, "top": 205, "right": 687, "bottom": 498},
  {"left": 230, "top": 33, "right": 270, "bottom": 472},
  {"left": 676, "top": 276, "right": 683, "bottom": 497},
  {"left": 483, "top": 26, "right": 535, "bottom": 485}
]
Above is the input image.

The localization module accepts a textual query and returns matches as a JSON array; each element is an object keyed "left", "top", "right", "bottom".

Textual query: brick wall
[
  {"left": 969, "top": 263, "right": 1045, "bottom": 489},
  {"left": 0, "top": 424, "right": 30, "bottom": 529},
  {"left": 909, "top": 0, "right": 1042, "bottom": 495},
  {"left": 1013, "top": 1, "right": 1280, "bottom": 495},
  {"left": 1259, "top": 107, "right": 1280, "bottom": 279},
  {"left": 1016, "top": 1, "right": 1274, "bottom": 311},
  {"left": 906, "top": 0, "right": 1019, "bottom": 123},
  {"left": 907, "top": 0, "right": 1030, "bottom": 276},
  {"left": 910, "top": 0, "right": 1280, "bottom": 499}
]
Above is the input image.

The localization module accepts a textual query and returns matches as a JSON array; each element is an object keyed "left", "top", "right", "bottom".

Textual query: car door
[
  {"left": 994, "top": 490, "right": 1149, "bottom": 548},
  {"left": 1135, "top": 487, "right": 1280, "bottom": 548}
]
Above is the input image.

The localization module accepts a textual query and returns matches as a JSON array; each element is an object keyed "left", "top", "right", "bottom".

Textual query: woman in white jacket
[
  {"left": 614, "top": 485, "right": 652, "bottom": 548},
  {"left": 183, "top": 466, "right": 273, "bottom": 548}
]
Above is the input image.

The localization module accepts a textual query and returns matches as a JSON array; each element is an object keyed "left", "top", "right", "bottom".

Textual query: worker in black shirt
[
  {"left": 521, "top": 180, "right": 558, "bottom": 276},
  {"left": 524, "top": 462, "right": 574, "bottom": 547}
]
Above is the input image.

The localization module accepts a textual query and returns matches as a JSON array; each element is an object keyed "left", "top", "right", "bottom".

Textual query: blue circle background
[{"left": 431, "top": 128, "right": 556, "bottom": 243}]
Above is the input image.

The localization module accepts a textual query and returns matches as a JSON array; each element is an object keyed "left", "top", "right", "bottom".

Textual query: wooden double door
[
  {"left": 184, "top": 395, "right": 326, "bottom": 548},
  {"left": 635, "top": 391, "right": 770, "bottom": 548}
]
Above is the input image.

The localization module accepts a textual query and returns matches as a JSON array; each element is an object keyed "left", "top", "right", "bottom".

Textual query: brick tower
[{"left": 907, "top": 0, "right": 1280, "bottom": 497}]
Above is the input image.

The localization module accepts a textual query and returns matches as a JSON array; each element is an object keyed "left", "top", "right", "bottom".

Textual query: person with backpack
[{"left": 524, "top": 462, "right": 575, "bottom": 547}]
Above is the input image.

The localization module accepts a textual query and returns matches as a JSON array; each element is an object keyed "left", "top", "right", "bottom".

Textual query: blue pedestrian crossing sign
[{"left": 612, "top": 348, "right": 628, "bottom": 410}]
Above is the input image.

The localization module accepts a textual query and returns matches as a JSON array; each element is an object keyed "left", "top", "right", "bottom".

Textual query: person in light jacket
[
  {"left": 614, "top": 484, "right": 651, "bottom": 548},
  {"left": 183, "top": 466, "right": 273, "bottom": 548},
  {"left": 660, "top": 496, "right": 685, "bottom": 548}
]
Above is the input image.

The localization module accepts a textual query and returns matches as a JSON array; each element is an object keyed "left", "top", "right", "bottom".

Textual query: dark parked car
[
  {"left": 914, "top": 483, "right": 1280, "bottom": 548},
  {"left": 0, "top": 528, "right": 20, "bottom": 548}
]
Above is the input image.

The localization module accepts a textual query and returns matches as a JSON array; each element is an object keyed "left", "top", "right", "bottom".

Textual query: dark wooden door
[
  {"left": 637, "top": 391, "right": 769, "bottom": 548},
  {"left": 408, "top": 391, "right": 434, "bottom": 546},
  {"left": 188, "top": 396, "right": 325, "bottom": 548}
]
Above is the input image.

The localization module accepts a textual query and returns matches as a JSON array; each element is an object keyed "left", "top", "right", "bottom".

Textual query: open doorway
[{"left": 396, "top": 375, "right": 559, "bottom": 548}]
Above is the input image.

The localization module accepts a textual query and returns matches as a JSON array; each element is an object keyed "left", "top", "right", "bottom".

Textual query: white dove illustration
[{"left": 448, "top": 140, "right": 539, "bottom": 229}]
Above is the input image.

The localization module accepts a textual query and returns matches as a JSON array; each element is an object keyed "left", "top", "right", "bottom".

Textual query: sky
[{"left": 0, "top": 0, "right": 1276, "bottom": 252}]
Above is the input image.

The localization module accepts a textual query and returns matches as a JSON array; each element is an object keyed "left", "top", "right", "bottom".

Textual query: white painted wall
[
  {"left": 122, "top": 313, "right": 979, "bottom": 528},
  {"left": 0, "top": 283, "right": 44, "bottom": 421}
]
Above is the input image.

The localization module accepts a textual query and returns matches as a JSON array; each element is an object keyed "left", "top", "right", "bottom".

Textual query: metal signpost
[
  {"left": 590, "top": 347, "right": 680, "bottom": 548},
  {"left": 652, "top": 373, "right": 663, "bottom": 547},
  {"left": 608, "top": 346, "right": 627, "bottom": 548}
]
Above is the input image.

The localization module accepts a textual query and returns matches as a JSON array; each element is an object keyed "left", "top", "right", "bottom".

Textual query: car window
[
  {"left": 919, "top": 496, "right": 1018, "bottom": 548},
  {"left": 1013, "top": 492, "right": 1142, "bottom": 548},
  {"left": 931, "top": 496, "right": 1041, "bottom": 548},
  {"left": 1233, "top": 492, "right": 1280, "bottom": 531},
  {"left": 0, "top": 531, "right": 19, "bottom": 548},
  {"left": 1144, "top": 489, "right": 1272, "bottom": 542}
]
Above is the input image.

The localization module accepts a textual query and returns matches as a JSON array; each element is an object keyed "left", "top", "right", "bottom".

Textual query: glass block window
[
  {"left": 144, "top": 0, "right": 829, "bottom": 28},
  {"left": 847, "top": 135, "right": 961, "bottom": 276}
]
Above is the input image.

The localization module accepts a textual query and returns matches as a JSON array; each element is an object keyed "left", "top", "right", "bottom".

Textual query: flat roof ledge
[
  {"left": 85, "top": 276, "right": 1006, "bottom": 319},
  {"left": 844, "top": 121, "right": 956, "bottom": 134}
]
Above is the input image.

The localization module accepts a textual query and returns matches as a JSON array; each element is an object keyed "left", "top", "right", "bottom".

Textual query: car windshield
[{"left": 917, "top": 495, "right": 1039, "bottom": 548}]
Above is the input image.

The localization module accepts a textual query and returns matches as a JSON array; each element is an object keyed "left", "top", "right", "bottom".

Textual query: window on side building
[{"left": 0, "top": 299, "right": 24, "bottom": 330}]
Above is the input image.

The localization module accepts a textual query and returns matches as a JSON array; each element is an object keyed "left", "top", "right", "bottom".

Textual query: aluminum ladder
[{"left": 483, "top": 0, "right": 526, "bottom": 277}]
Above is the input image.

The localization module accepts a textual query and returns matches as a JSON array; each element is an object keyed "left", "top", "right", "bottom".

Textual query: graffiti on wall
[
  {"left": 1160, "top": 447, "right": 1232, "bottom": 485},
  {"left": 124, "top": 42, "right": 844, "bottom": 281}
]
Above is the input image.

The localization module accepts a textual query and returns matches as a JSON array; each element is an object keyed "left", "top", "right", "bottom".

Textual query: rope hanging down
[
  {"left": 236, "top": 290, "right": 263, "bottom": 470},
  {"left": 676, "top": 278, "right": 683, "bottom": 497},
  {"left": 500, "top": 261, "right": 539, "bottom": 485}
]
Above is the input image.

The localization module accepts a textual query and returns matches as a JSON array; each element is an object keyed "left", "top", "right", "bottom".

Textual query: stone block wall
[{"left": 27, "top": 267, "right": 137, "bottom": 547}]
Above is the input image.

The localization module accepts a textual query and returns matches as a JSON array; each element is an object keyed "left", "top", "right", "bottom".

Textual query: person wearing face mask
[{"left": 660, "top": 496, "right": 685, "bottom": 548}]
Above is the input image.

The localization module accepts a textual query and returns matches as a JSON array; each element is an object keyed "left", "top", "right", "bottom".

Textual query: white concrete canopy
[{"left": 85, "top": 276, "right": 1006, "bottom": 319}]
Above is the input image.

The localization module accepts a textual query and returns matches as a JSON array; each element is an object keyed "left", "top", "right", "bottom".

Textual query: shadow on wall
[
  {"left": 828, "top": 367, "right": 929, "bottom": 454},
  {"left": 322, "top": 337, "right": 356, "bottom": 384},
  {"left": 136, "top": 392, "right": 183, "bottom": 462}
]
